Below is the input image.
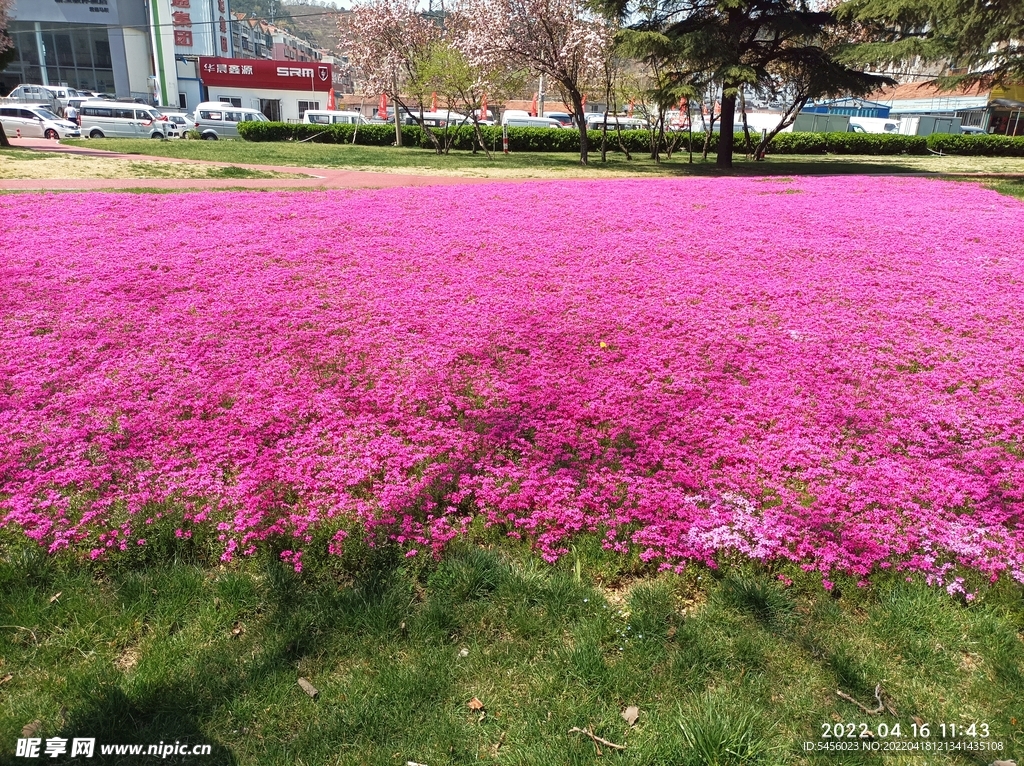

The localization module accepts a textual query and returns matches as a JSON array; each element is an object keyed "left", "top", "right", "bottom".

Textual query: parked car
[
  {"left": 4, "top": 85, "right": 62, "bottom": 113},
  {"left": 394, "top": 109, "right": 468, "bottom": 129},
  {"left": 302, "top": 109, "right": 369, "bottom": 126},
  {"left": 960, "top": 125, "right": 987, "bottom": 135},
  {"left": 503, "top": 115, "right": 564, "bottom": 129},
  {"left": 0, "top": 104, "right": 81, "bottom": 139},
  {"left": 161, "top": 112, "right": 196, "bottom": 137},
  {"left": 545, "top": 111, "right": 574, "bottom": 128},
  {"left": 192, "top": 101, "right": 269, "bottom": 139},
  {"left": 584, "top": 114, "right": 647, "bottom": 131},
  {"left": 80, "top": 100, "right": 170, "bottom": 139}
]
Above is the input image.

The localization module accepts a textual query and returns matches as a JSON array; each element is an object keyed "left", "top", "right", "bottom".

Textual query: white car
[
  {"left": 161, "top": 113, "right": 196, "bottom": 138},
  {"left": 0, "top": 104, "right": 81, "bottom": 139}
]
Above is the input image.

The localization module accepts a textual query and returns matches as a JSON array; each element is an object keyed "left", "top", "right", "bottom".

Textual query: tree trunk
[
  {"left": 472, "top": 118, "right": 492, "bottom": 159},
  {"left": 570, "top": 89, "right": 588, "bottom": 166},
  {"left": 716, "top": 91, "right": 737, "bottom": 169},
  {"left": 739, "top": 90, "right": 752, "bottom": 158},
  {"left": 754, "top": 95, "right": 809, "bottom": 159},
  {"left": 0, "top": 122, "right": 9, "bottom": 148}
]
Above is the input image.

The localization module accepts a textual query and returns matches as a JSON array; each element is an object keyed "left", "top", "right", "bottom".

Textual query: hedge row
[
  {"left": 764, "top": 132, "right": 928, "bottom": 155},
  {"left": 238, "top": 120, "right": 1024, "bottom": 156},
  {"left": 237, "top": 120, "right": 687, "bottom": 152},
  {"left": 926, "top": 132, "right": 1024, "bottom": 156}
]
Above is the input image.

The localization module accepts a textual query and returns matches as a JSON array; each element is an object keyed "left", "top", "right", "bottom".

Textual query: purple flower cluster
[{"left": 1, "top": 178, "right": 1022, "bottom": 584}]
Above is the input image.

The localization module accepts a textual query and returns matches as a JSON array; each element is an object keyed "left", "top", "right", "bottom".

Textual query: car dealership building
[{"left": 2, "top": 0, "right": 235, "bottom": 110}]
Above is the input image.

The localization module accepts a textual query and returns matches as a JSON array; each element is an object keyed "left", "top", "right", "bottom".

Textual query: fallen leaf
[
  {"left": 230, "top": 621, "right": 244, "bottom": 638},
  {"left": 831, "top": 712, "right": 842, "bottom": 722},
  {"left": 297, "top": 678, "right": 319, "bottom": 699},
  {"left": 468, "top": 697, "right": 485, "bottom": 711},
  {"left": 458, "top": 647, "right": 469, "bottom": 657},
  {"left": 22, "top": 720, "right": 42, "bottom": 738},
  {"left": 621, "top": 706, "right": 640, "bottom": 727},
  {"left": 0, "top": 673, "right": 12, "bottom": 686},
  {"left": 49, "top": 592, "right": 62, "bottom": 603},
  {"left": 912, "top": 715, "right": 925, "bottom": 727},
  {"left": 666, "top": 625, "right": 677, "bottom": 638}
]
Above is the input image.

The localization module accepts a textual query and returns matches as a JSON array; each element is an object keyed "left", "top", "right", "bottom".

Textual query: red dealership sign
[{"left": 198, "top": 58, "right": 333, "bottom": 92}]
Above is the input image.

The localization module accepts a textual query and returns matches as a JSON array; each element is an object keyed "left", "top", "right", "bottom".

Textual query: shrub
[
  {"left": 237, "top": 120, "right": 421, "bottom": 146},
  {"left": 766, "top": 132, "right": 927, "bottom": 155},
  {"left": 926, "top": 133, "right": 1024, "bottom": 156},
  {"left": 238, "top": 120, "right": 725, "bottom": 154}
]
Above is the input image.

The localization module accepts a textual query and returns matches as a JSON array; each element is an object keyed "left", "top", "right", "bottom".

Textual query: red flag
[
  {"left": 530, "top": 94, "right": 537, "bottom": 116},
  {"left": 431, "top": 91, "right": 438, "bottom": 111},
  {"left": 327, "top": 89, "right": 336, "bottom": 111},
  {"left": 378, "top": 94, "right": 388, "bottom": 120},
  {"left": 479, "top": 92, "right": 488, "bottom": 120}
]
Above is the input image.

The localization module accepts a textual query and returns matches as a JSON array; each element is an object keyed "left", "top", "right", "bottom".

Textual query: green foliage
[
  {"left": 237, "top": 121, "right": 421, "bottom": 146},
  {"left": 678, "top": 692, "right": 778, "bottom": 766},
  {"left": 766, "top": 131, "right": 928, "bottom": 155},
  {"left": 1, "top": 529, "right": 1023, "bottom": 764},
  {"left": 719, "top": 573, "right": 796, "bottom": 628},
  {"left": 927, "top": 133, "right": 1024, "bottom": 156},
  {"left": 838, "top": 0, "right": 1024, "bottom": 85},
  {"left": 244, "top": 122, "right": 1012, "bottom": 158}
]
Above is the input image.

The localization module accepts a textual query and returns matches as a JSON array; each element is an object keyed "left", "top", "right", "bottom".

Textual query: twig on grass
[
  {"left": 568, "top": 726, "right": 626, "bottom": 752},
  {"left": 836, "top": 684, "right": 887, "bottom": 715},
  {"left": 0, "top": 625, "right": 39, "bottom": 644}
]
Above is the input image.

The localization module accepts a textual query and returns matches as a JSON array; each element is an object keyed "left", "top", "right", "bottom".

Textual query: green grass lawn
[
  {"left": 1, "top": 525, "right": 1021, "bottom": 766},
  {"left": 58, "top": 138, "right": 1024, "bottom": 180}
]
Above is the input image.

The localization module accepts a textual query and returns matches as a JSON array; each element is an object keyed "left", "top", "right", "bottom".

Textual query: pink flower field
[{"left": 2, "top": 177, "right": 1023, "bottom": 587}]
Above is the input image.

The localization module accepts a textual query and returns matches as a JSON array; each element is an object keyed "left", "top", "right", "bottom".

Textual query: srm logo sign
[{"left": 274, "top": 66, "right": 331, "bottom": 81}]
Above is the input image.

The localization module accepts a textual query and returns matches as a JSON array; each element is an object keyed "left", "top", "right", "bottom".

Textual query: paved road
[{"left": 1, "top": 137, "right": 509, "bottom": 191}]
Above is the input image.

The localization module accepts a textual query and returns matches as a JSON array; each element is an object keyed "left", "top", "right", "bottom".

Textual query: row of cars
[{"left": 0, "top": 97, "right": 271, "bottom": 141}]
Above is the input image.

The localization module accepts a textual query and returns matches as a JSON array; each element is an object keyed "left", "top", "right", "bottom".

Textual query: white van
[
  {"left": 398, "top": 110, "right": 467, "bottom": 128},
  {"left": 504, "top": 116, "right": 564, "bottom": 129},
  {"left": 80, "top": 101, "right": 170, "bottom": 139},
  {"left": 192, "top": 101, "right": 269, "bottom": 139},
  {"left": 302, "top": 109, "right": 369, "bottom": 126},
  {"left": 584, "top": 114, "right": 646, "bottom": 131},
  {"left": 0, "top": 104, "right": 81, "bottom": 139}
]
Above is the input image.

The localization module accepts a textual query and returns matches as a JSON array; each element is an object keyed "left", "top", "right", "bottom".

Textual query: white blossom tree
[
  {"left": 343, "top": 0, "right": 445, "bottom": 147},
  {"left": 461, "top": 0, "right": 613, "bottom": 165}
]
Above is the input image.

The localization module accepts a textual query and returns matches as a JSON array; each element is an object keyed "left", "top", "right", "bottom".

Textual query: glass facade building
[
  {"left": 1, "top": 0, "right": 152, "bottom": 101},
  {"left": 2, "top": 22, "right": 118, "bottom": 95}
]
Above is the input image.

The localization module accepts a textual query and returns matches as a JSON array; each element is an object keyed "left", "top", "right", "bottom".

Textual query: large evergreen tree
[
  {"left": 838, "top": 0, "right": 1024, "bottom": 86},
  {"left": 598, "top": 0, "right": 890, "bottom": 168}
]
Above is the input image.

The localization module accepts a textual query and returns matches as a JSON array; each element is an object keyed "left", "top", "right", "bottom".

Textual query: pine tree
[
  {"left": 838, "top": 0, "right": 1024, "bottom": 86},
  {"left": 598, "top": 0, "right": 889, "bottom": 168}
]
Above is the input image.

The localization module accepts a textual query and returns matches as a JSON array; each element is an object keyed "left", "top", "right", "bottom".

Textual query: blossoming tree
[
  {"left": 343, "top": 0, "right": 445, "bottom": 148},
  {"left": 461, "top": 0, "right": 613, "bottom": 165}
]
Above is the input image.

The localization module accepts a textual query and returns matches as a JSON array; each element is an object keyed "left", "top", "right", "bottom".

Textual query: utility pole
[{"left": 538, "top": 74, "right": 545, "bottom": 118}]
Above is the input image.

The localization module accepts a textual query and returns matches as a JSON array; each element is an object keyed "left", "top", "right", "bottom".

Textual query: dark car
[{"left": 545, "top": 111, "right": 574, "bottom": 128}]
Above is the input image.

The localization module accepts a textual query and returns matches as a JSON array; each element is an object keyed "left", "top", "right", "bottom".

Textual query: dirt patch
[
  {"left": 0, "top": 152, "right": 300, "bottom": 180},
  {"left": 114, "top": 646, "right": 140, "bottom": 672}
]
